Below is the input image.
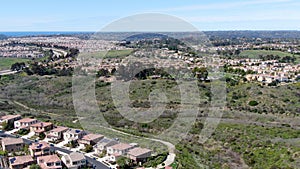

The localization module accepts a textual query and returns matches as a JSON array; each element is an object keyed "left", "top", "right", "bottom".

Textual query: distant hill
[
  {"left": 124, "top": 33, "right": 168, "bottom": 41},
  {"left": 204, "top": 30, "right": 300, "bottom": 39}
]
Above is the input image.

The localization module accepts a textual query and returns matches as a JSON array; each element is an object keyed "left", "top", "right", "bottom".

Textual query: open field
[
  {"left": 83, "top": 49, "right": 133, "bottom": 59},
  {"left": 239, "top": 50, "right": 293, "bottom": 59},
  {"left": 0, "top": 57, "right": 29, "bottom": 70}
]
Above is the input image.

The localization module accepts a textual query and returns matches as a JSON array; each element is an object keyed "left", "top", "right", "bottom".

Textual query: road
[
  {"left": 0, "top": 132, "right": 109, "bottom": 169},
  {"left": 0, "top": 70, "right": 18, "bottom": 76}
]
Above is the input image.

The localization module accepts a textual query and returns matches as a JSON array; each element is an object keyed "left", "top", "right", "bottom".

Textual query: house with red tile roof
[
  {"left": 46, "top": 126, "right": 68, "bottom": 142},
  {"left": 30, "top": 122, "right": 53, "bottom": 135},
  {"left": 61, "top": 152, "right": 87, "bottom": 169},
  {"left": 9, "top": 155, "right": 35, "bottom": 169},
  {"left": 0, "top": 114, "right": 21, "bottom": 129},
  {"left": 78, "top": 133, "right": 104, "bottom": 146},
  {"left": 37, "top": 154, "right": 62, "bottom": 169},
  {"left": 14, "top": 118, "right": 38, "bottom": 129},
  {"left": 29, "top": 141, "right": 51, "bottom": 158},
  {"left": 1, "top": 137, "right": 24, "bottom": 152},
  {"left": 107, "top": 143, "right": 135, "bottom": 156},
  {"left": 127, "top": 147, "right": 152, "bottom": 163}
]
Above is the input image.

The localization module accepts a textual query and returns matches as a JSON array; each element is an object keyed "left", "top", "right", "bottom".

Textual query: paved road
[{"left": 0, "top": 132, "right": 109, "bottom": 169}]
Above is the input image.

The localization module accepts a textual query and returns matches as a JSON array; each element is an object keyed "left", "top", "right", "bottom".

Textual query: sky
[{"left": 1, "top": 0, "right": 300, "bottom": 31}]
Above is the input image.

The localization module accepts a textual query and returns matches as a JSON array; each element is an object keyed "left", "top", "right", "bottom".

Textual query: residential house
[
  {"left": 61, "top": 152, "right": 87, "bottom": 169},
  {"left": 9, "top": 155, "right": 35, "bottom": 169},
  {"left": 78, "top": 133, "right": 104, "bottom": 146},
  {"left": 30, "top": 122, "right": 54, "bottom": 135},
  {"left": 46, "top": 126, "right": 68, "bottom": 142},
  {"left": 37, "top": 154, "right": 62, "bottom": 169},
  {"left": 94, "top": 138, "right": 118, "bottom": 154},
  {"left": 63, "top": 129, "right": 86, "bottom": 142},
  {"left": 1, "top": 137, "right": 24, "bottom": 152},
  {"left": 29, "top": 141, "right": 51, "bottom": 158},
  {"left": 0, "top": 114, "right": 21, "bottom": 129},
  {"left": 14, "top": 118, "right": 38, "bottom": 129},
  {"left": 107, "top": 143, "right": 135, "bottom": 161},
  {"left": 127, "top": 147, "right": 152, "bottom": 163}
]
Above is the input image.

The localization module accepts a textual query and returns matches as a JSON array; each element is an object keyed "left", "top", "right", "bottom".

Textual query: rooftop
[
  {"left": 81, "top": 133, "right": 104, "bottom": 141},
  {"left": 49, "top": 126, "right": 68, "bottom": 133},
  {"left": 109, "top": 143, "right": 133, "bottom": 151},
  {"left": 30, "top": 141, "right": 50, "bottom": 150},
  {"left": 64, "top": 152, "right": 86, "bottom": 162},
  {"left": 127, "top": 147, "right": 152, "bottom": 157},
  {"left": 0, "top": 114, "right": 21, "bottom": 121},
  {"left": 1, "top": 137, "right": 24, "bottom": 146},
  {"left": 17, "top": 118, "right": 37, "bottom": 123},
  {"left": 9, "top": 155, "right": 34, "bottom": 166},
  {"left": 38, "top": 155, "right": 61, "bottom": 169},
  {"left": 31, "top": 122, "right": 53, "bottom": 128}
]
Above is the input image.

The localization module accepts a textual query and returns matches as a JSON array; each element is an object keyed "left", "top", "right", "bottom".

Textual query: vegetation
[
  {"left": 29, "top": 164, "right": 41, "bottom": 169},
  {"left": 116, "top": 156, "right": 131, "bottom": 169},
  {"left": 84, "top": 144, "right": 94, "bottom": 153},
  {"left": 0, "top": 57, "right": 29, "bottom": 70}
]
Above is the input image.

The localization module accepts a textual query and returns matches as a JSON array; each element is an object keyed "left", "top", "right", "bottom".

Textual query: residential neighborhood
[{"left": 0, "top": 114, "right": 158, "bottom": 169}]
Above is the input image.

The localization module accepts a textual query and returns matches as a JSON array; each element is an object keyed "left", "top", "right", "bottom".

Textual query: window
[
  {"left": 81, "top": 160, "right": 86, "bottom": 164},
  {"left": 55, "top": 162, "right": 61, "bottom": 166},
  {"left": 47, "top": 162, "right": 53, "bottom": 166}
]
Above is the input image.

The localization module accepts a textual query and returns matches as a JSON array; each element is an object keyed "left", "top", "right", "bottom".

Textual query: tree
[
  {"left": 39, "top": 133, "right": 46, "bottom": 140},
  {"left": 1, "top": 121, "right": 13, "bottom": 131},
  {"left": 11, "top": 62, "right": 26, "bottom": 71},
  {"left": 84, "top": 144, "right": 93, "bottom": 153},
  {"left": 248, "top": 100, "right": 259, "bottom": 106},
  {"left": 29, "top": 164, "right": 41, "bottom": 169},
  {"left": 192, "top": 67, "right": 208, "bottom": 81},
  {"left": 97, "top": 68, "right": 110, "bottom": 77},
  {"left": 116, "top": 157, "right": 131, "bottom": 169}
]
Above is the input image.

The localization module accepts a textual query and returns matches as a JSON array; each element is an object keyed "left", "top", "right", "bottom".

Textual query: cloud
[{"left": 160, "top": 0, "right": 293, "bottom": 12}]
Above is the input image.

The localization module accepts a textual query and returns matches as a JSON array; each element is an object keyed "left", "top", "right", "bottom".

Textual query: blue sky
[{"left": 1, "top": 0, "right": 300, "bottom": 31}]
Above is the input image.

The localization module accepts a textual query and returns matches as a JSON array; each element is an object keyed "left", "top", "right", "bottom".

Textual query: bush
[{"left": 248, "top": 100, "right": 259, "bottom": 106}]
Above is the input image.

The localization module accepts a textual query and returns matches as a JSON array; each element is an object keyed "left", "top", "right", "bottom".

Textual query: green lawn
[
  {"left": 81, "top": 49, "right": 133, "bottom": 59},
  {"left": 239, "top": 50, "right": 293, "bottom": 58},
  {"left": 0, "top": 57, "right": 29, "bottom": 70}
]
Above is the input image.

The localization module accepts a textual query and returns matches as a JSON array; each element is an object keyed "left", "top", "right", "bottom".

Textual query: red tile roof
[
  {"left": 109, "top": 143, "right": 133, "bottom": 151},
  {"left": 17, "top": 118, "right": 37, "bottom": 123},
  {"left": 127, "top": 147, "right": 152, "bottom": 157},
  {"left": 81, "top": 133, "right": 104, "bottom": 141},
  {"left": 29, "top": 141, "right": 50, "bottom": 150},
  {"left": 9, "top": 155, "right": 34, "bottom": 166}
]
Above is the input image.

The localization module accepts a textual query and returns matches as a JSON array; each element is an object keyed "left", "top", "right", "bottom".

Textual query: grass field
[
  {"left": 82, "top": 49, "right": 133, "bottom": 59},
  {"left": 239, "top": 50, "right": 293, "bottom": 58},
  {"left": 0, "top": 57, "right": 29, "bottom": 70}
]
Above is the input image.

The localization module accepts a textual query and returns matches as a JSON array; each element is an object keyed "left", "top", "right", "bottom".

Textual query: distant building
[
  {"left": 9, "top": 155, "right": 35, "bottom": 169},
  {"left": 1, "top": 137, "right": 24, "bottom": 152},
  {"left": 61, "top": 152, "right": 87, "bottom": 169},
  {"left": 37, "top": 154, "right": 62, "bottom": 169}
]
